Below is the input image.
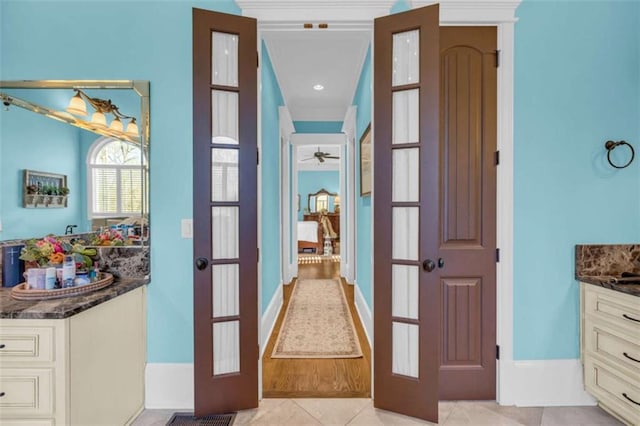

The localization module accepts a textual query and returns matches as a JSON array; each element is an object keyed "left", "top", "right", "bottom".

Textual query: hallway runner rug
[{"left": 271, "top": 278, "right": 363, "bottom": 359}]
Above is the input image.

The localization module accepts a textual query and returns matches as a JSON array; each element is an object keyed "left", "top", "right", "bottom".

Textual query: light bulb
[
  {"left": 91, "top": 111, "right": 107, "bottom": 128},
  {"left": 109, "top": 116, "right": 123, "bottom": 131},
  {"left": 66, "top": 92, "right": 88, "bottom": 116},
  {"left": 126, "top": 119, "right": 139, "bottom": 136}
]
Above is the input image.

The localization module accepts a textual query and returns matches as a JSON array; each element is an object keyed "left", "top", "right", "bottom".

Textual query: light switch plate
[{"left": 181, "top": 219, "right": 193, "bottom": 239}]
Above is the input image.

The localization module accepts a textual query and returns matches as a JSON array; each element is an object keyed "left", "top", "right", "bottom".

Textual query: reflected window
[{"left": 88, "top": 137, "right": 147, "bottom": 218}]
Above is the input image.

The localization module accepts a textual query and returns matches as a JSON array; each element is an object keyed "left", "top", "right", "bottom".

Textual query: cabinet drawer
[
  {"left": 585, "top": 358, "right": 640, "bottom": 426},
  {"left": 0, "top": 368, "right": 54, "bottom": 417},
  {"left": 586, "top": 319, "right": 640, "bottom": 376},
  {"left": 0, "top": 327, "right": 55, "bottom": 363},
  {"left": 584, "top": 285, "right": 640, "bottom": 339}
]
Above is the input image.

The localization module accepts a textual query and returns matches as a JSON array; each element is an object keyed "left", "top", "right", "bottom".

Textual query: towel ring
[{"left": 605, "top": 140, "right": 634, "bottom": 169}]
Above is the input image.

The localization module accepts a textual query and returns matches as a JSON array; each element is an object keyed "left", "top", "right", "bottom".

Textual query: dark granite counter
[
  {"left": 576, "top": 244, "right": 640, "bottom": 298},
  {"left": 0, "top": 277, "right": 149, "bottom": 319},
  {"left": 577, "top": 275, "right": 640, "bottom": 297}
]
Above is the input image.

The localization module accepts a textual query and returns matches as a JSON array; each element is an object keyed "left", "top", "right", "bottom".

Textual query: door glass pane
[
  {"left": 393, "top": 89, "right": 419, "bottom": 144},
  {"left": 213, "top": 321, "right": 240, "bottom": 375},
  {"left": 212, "top": 32, "right": 238, "bottom": 87},
  {"left": 212, "top": 207, "right": 239, "bottom": 259},
  {"left": 212, "top": 90, "right": 239, "bottom": 145},
  {"left": 393, "top": 30, "right": 419, "bottom": 86},
  {"left": 393, "top": 148, "right": 419, "bottom": 202},
  {"left": 393, "top": 207, "right": 419, "bottom": 261},
  {"left": 392, "top": 265, "right": 419, "bottom": 320},
  {"left": 211, "top": 149, "right": 239, "bottom": 202},
  {"left": 392, "top": 322, "right": 419, "bottom": 378},
  {"left": 212, "top": 264, "right": 239, "bottom": 318}
]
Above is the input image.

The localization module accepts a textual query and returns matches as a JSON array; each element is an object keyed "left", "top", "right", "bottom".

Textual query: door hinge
[
  {"left": 257, "top": 148, "right": 260, "bottom": 165},
  {"left": 495, "top": 150, "right": 500, "bottom": 165},
  {"left": 257, "top": 51, "right": 259, "bottom": 68},
  {"left": 495, "top": 50, "right": 500, "bottom": 68},
  {"left": 496, "top": 345, "right": 500, "bottom": 360},
  {"left": 496, "top": 248, "right": 500, "bottom": 263},
  {"left": 257, "top": 247, "right": 260, "bottom": 262}
]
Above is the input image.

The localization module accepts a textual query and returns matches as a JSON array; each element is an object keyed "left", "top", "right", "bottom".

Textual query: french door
[
  {"left": 192, "top": 8, "right": 258, "bottom": 416},
  {"left": 373, "top": 4, "right": 441, "bottom": 423}
]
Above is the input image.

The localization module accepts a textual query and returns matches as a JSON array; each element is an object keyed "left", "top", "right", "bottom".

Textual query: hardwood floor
[{"left": 262, "top": 260, "right": 371, "bottom": 398}]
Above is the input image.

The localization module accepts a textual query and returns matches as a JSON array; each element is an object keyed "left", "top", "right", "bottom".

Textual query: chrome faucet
[{"left": 65, "top": 224, "right": 78, "bottom": 235}]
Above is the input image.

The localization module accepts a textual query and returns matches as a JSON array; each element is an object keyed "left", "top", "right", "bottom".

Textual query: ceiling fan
[{"left": 301, "top": 147, "right": 340, "bottom": 163}]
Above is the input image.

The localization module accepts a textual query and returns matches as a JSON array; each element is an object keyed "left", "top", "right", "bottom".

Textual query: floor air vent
[{"left": 167, "top": 413, "right": 235, "bottom": 426}]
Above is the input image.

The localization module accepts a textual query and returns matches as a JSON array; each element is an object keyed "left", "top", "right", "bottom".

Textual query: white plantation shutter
[{"left": 88, "top": 138, "right": 146, "bottom": 218}]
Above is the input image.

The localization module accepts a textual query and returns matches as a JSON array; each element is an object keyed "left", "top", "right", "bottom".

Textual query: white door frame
[{"left": 245, "top": 0, "right": 520, "bottom": 405}]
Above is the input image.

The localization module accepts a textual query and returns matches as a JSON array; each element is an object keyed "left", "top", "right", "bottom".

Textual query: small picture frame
[
  {"left": 23, "top": 169, "right": 68, "bottom": 208},
  {"left": 359, "top": 123, "right": 372, "bottom": 196}
]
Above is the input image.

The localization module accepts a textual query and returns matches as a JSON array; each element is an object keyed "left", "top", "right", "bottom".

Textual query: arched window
[{"left": 87, "top": 137, "right": 147, "bottom": 218}]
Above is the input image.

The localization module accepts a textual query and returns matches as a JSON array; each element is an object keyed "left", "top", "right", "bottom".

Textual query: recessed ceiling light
[{"left": 313, "top": 84, "right": 324, "bottom": 91}]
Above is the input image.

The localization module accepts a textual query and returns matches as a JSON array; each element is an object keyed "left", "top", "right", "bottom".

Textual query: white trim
[
  {"left": 499, "top": 359, "right": 596, "bottom": 407},
  {"left": 279, "top": 106, "right": 296, "bottom": 284},
  {"left": 261, "top": 283, "right": 284, "bottom": 356},
  {"left": 354, "top": 280, "right": 373, "bottom": 348},
  {"left": 239, "top": 0, "right": 396, "bottom": 22},
  {"left": 342, "top": 106, "right": 357, "bottom": 283},
  {"left": 145, "top": 363, "right": 194, "bottom": 409}
]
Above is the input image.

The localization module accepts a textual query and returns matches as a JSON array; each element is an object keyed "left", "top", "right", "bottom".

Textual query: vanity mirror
[
  {"left": 0, "top": 80, "right": 150, "bottom": 243},
  {"left": 308, "top": 188, "right": 338, "bottom": 213}
]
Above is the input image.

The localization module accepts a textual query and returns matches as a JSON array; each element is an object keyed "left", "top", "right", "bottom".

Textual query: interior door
[
  {"left": 192, "top": 8, "right": 258, "bottom": 415},
  {"left": 439, "top": 26, "right": 497, "bottom": 400},
  {"left": 373, "top": 4, "right": 440, "bottom": 422}
]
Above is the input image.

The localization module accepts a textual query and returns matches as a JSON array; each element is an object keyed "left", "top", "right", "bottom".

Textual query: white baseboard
[
  {"left": 261, "top": 283, "right": 283, "bottom": 356},
  {"left": 499, "top": 359, "right": 596, "bottom": 407},
  {"left": 145, "top": 363, "right": 194, "bottom": 409},
  {"left": 354, "top": 280, "right": 372, "bottom": 347}
]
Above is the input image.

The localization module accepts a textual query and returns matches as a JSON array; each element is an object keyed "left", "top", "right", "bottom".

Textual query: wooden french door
[
  {"left": 373, "top": 4, "right": 441, "bottom": 422},
  {"left": 192, "top": 9, "right": 258, "bottom": 416},
  {"left": 438, "top": 26, "right": 497, "bottom": 400}
]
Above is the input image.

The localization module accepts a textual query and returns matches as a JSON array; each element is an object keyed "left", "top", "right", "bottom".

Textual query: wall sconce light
[{"left": 66, "top": 89, "right": 138, "bottom": 136}]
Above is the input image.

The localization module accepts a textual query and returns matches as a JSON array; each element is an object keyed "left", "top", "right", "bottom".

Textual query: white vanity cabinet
[
  {"left": 0, "top": 286, "right": 146, "bottom": 425},
  {"left": 580, "top": 282, "right": 640, "bottom": 426}
]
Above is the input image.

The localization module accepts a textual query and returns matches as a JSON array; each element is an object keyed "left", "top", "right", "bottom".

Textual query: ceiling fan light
[
  {"left": 313, "top": 84, "right": 324, "bottom": 91},
  {"left": 66, "top": 92, "right": 88, "bottom": 116}
]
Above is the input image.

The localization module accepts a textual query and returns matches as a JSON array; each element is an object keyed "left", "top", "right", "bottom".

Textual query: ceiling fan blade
[
  {"left": 324, "top": 155, "right": 340, "bottom": 159},
  {"left": 318, "top": 156, "right": 325, "bottom": 163},
  {"left": 301, "top": 157, "right": 316, "bottom": 161}
]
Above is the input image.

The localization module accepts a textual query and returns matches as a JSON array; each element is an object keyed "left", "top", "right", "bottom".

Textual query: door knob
[
  {"left": 438, "top": 258, "right": 445, "bottom": 268},
  {"left": 422, "top": 259, "right": 436, "bottom": 272},
  {"left": 195, "top": 257, "right": 209, "bottom": 271}
]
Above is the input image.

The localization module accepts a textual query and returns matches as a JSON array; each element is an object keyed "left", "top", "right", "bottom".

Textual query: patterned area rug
[
  {"left": 271, "top": 279, "right": 363, "bottom": 359},
  {"left": 298, "top": 254, "right": 341, "bottom": 264}
]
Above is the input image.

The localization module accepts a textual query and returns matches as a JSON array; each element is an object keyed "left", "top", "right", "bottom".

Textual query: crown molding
[
  {"left": 238, "top": 0, "right": 521, "bottom": 24},
  {"left": 237, "top": 0, "right": 396, "bottom": 21}
]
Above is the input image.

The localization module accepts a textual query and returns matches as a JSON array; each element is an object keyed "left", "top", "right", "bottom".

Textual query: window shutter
[{"left": 93, "top": 168, "right": 118, "bottom": 214}]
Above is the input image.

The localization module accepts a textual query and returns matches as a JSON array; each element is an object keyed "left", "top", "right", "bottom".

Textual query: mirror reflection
[
  {"left": 308, "top": 188, "right": 338, "bottom": 213},
  {"left": 0, "top": 81, "right": 149, "bottom": 244}
]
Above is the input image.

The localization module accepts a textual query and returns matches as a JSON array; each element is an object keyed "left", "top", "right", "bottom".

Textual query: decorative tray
[{"left": 11, "top": 273, "right": 114, "bottom": 301}]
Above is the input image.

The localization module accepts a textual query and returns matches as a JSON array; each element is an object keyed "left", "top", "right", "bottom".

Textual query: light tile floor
[{"left": 132, "top": 399, "right": 623, "bottom": 425}]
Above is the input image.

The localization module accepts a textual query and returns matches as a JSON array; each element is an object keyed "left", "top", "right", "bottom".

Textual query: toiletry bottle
[
  {"left": 45, "top": 267, "right": 56, "bottom": 290},
  {"left": 62, "top": 255, "right": 76, "bottom": 288}
]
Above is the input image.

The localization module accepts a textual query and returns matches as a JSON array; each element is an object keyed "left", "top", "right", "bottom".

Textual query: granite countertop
[
  {"left": 0, "top": 277, "right": 149, "bottom": 319},
  {"left": 577, "top": 275, "right": 640, "bottom": 297}
]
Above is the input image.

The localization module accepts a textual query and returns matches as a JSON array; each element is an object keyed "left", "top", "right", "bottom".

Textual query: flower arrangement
[
  {"left": 19, "top": 235, "right": 97, "bottom": 268},
  {"left": 91, "top": 228, "right": 129, "bottom": 246}
]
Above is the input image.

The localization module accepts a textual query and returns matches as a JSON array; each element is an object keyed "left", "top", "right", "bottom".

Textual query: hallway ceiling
[{"left": 263, "top": 30, "right": 370, "bottom": 121}]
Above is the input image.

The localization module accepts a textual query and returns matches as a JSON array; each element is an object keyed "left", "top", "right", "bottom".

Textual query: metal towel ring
[{"left": 605, "top": 140, "right": 635, "bottom": 169}]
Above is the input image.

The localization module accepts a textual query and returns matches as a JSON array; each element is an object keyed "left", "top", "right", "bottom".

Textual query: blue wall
[
  {"left": 297, "top": 171, "right": 339, "bottom": 220},
  {"left": 260, "top": 41, "right": 285, "bottom": 310},
  {"left": 513, "top": 0, "right": 640, "bottom": 359},
  {"left": 352, "top": 46, "right": 373, "bottom": 308},
  {"left": 294, "top": 121, "right": 343, "bottom": 133}
]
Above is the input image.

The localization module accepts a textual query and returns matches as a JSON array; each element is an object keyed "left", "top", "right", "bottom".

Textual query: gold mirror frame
[{"left": 308, "top": 188, "right": 337, "bottom": 213}]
